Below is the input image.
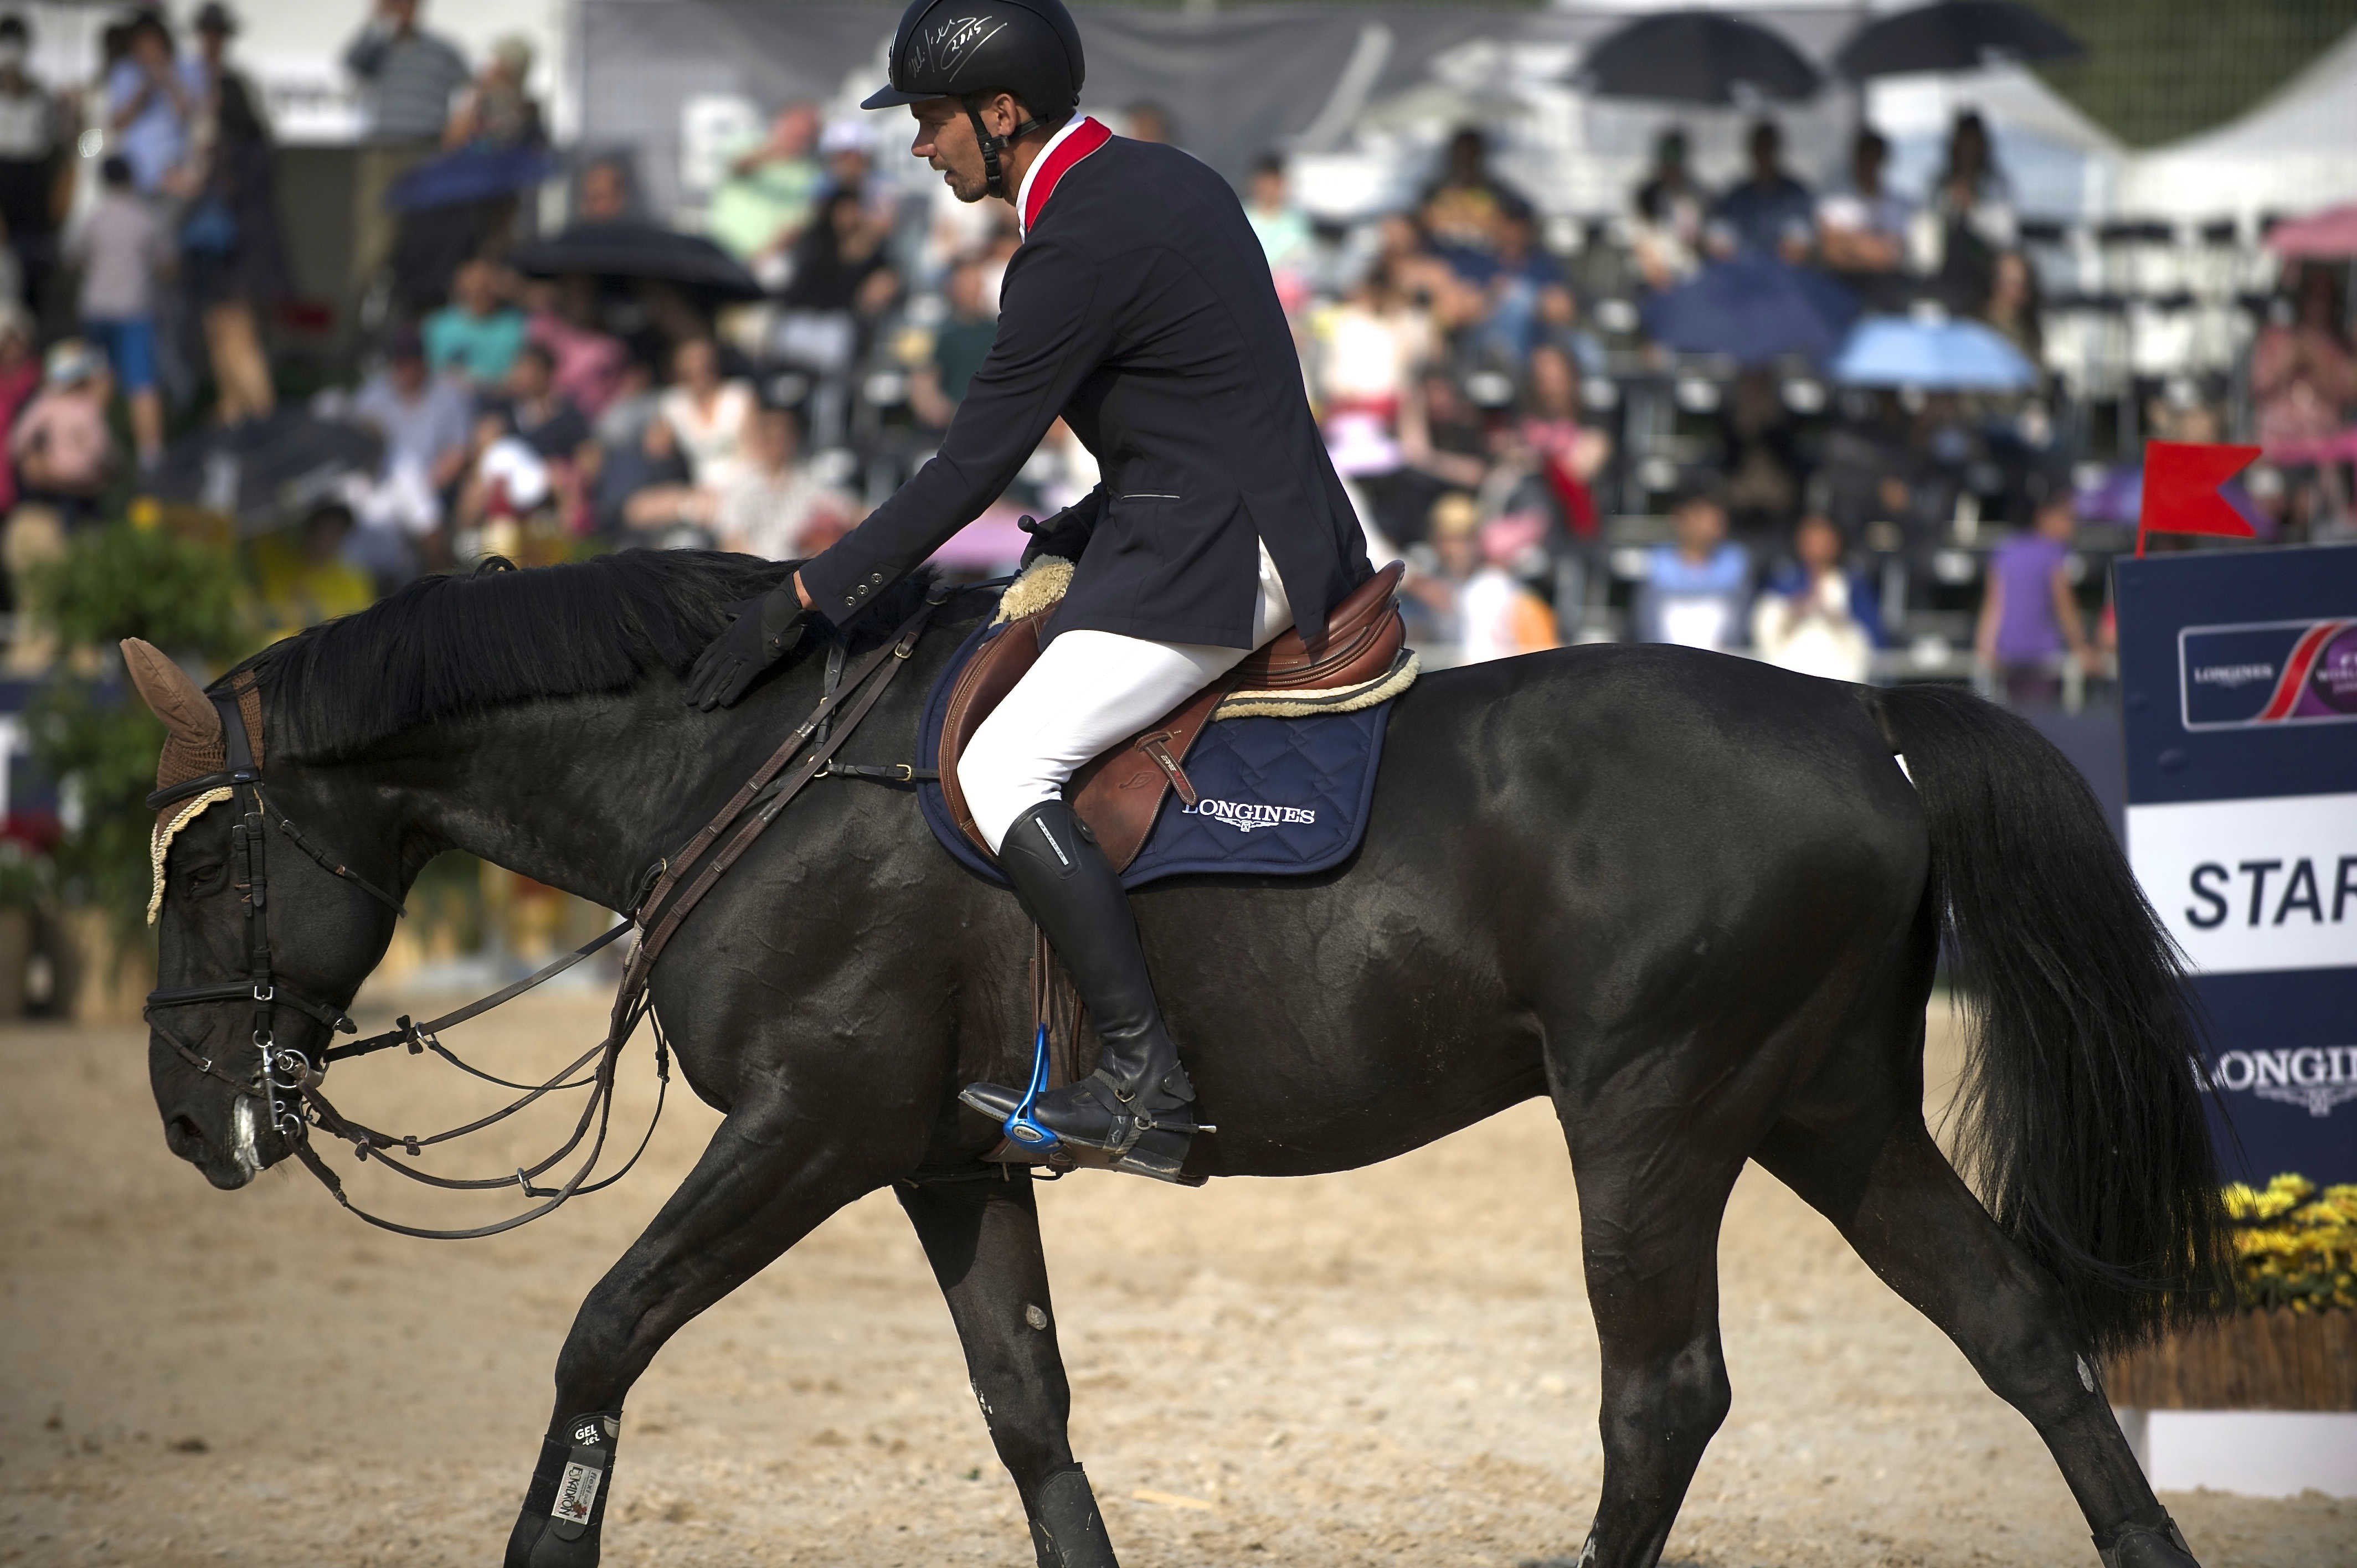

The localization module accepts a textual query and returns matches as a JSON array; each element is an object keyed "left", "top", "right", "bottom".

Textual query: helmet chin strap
[{"left": 963, "top": 96, "right": 1050, "bottom": 200}]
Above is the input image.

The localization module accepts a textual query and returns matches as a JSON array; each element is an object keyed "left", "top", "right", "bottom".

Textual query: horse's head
[{"left": 127, "top": 639, "right": 404, "bottom": 1190}]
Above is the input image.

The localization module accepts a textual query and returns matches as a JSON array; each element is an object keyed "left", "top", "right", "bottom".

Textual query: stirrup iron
[{"left": 1000, "top": 1024, "right": 1061, "bottom": 1153}]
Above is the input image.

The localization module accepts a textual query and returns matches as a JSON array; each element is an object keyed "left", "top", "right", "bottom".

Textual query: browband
[{"left": 149, "top": 770, "right": 259, "bottom": 813}]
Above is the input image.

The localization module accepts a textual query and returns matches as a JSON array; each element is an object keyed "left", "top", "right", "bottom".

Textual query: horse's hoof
[
  {"left": 1030, "top": 1464, "right": 1118, "bottom": 1568},
  {"left": 2097, "top": 1515, "right": 2199, "bottom": 1568},
  {"left": 507, "top": 1512, "right": 602, "bottom": 1568}
]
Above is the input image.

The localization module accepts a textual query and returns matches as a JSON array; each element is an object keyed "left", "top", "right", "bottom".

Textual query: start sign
[{"left": 2117, "top": 545, "right": 2357, "bottom": 1182}]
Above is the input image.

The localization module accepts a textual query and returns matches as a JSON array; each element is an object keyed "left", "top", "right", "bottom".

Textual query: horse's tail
[{"left": 1873, "top": 684, "right": 2229, "bottom": 1354}]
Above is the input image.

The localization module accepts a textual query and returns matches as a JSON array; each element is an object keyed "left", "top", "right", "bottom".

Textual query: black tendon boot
[
  {"left": 961, "top": 800, "right": 1207, "bottom": 1182},
  {"left": 506, "top": 1411, "right": 622, "bottom": 1568},
  {"left": 1030, "top": 1464, "right": 1119, "bottom": 1567}
]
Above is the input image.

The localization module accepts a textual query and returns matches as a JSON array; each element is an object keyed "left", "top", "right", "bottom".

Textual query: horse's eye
[{"left": 182, "top": 862, "right": 226, "bottom": 896}]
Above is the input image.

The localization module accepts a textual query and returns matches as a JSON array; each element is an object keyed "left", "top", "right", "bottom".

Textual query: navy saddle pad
[{"left": 915, "top": 620, "right": 1394, "bottom": 890}]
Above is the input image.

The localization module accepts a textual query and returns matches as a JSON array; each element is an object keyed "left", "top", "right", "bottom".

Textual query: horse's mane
[{"left": 228, "top": 550, "right": 937, "bottom": 762}]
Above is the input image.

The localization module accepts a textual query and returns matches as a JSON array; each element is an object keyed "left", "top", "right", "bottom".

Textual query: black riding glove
[
  {"left": 1018, "top": 509, "right": 1093, "bottom": 568},
  {"left": 685, "top": 590, "right": 809, "bottom": 710}
]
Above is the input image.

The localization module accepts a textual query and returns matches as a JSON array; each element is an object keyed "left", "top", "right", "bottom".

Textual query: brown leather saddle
[{"left": 939, "top": 561, "right": 1406, "bottom": 871}]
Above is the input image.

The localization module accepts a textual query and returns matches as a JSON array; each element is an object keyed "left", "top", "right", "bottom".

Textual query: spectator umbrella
[
  {"left": 1640, "top": 257, "right": 1860, "bottom": 366},
  {"left": 509, "top": 220, "right": 765, "bottom": 305},
  {"left": 1830, "top": 316, "right": 2037, "bottom": 391},
  {"left": 1833, "top": 1, "right": 2083, "bottom": 80},
  {"left": 1574, "top": 11, "right": 1822, "bottom": 105},
  {"left": 387, "top": 146, "right": 557, "bottom": 213},
  {"left": 148, "top": 411, "right": 385, "bottom": 535}
]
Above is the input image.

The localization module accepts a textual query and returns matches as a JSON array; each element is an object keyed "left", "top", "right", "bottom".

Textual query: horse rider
[{"left": 683, "top": 0, "right": 1373, "bottom": 1181}]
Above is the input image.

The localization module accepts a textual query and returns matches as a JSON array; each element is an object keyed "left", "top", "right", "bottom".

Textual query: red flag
[{"left": 2136, "top": 441, "right": 2261, "bottom": 556}]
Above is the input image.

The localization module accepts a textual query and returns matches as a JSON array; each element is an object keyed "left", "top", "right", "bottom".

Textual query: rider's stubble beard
[
  {"left": 925, "top": 115, "right": 993, "bottom": 204},
  {"left": 940, "top": 149, "right": 989, "bottom": 204}
]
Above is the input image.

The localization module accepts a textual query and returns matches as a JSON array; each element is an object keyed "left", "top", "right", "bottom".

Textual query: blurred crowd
[{"left": 0, "top": 1, "right": 2349, "bottom": 708}]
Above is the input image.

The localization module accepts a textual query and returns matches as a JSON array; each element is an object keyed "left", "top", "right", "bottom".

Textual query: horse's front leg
[
  {"left": 898, "top": 1170, "right": 1119, "bottom": 1568},
  {"left": 505, "top": 1098, "right": 896, "bottom": 1568}
]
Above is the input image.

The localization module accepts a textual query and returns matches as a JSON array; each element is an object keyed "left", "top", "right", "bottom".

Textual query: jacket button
[
  {"left": 869, "top": 572, "right": 883, "bottom": 583},
  {"left": 843, "top": 596, "right": 856, "bottom": 607}
]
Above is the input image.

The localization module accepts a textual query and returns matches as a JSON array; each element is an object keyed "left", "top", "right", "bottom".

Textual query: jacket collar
[{"left": 1017, "top": 115, "right": 1111, "bottom": 239}]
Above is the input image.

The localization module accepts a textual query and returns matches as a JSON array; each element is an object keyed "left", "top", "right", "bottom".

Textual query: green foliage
[
  {"left": 26, "top": 678, "right": 166, "bottom": 929},
  {"left": 26, "top": 519, "right": 249, "bottom": 657},
  {"left": 2027, "top": 0, "right": 2357, "bottom": 149},
  {"left": 0, "top": 838, "right": 49, "bottom": 911},
  {"left": 19, "top": 522, "right": 252, "bottom": 937}
]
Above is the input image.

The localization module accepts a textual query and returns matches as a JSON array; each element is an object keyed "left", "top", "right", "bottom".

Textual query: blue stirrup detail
[{"left": 1000, "top": 1023, "right": 1061, "bottom": 1151}]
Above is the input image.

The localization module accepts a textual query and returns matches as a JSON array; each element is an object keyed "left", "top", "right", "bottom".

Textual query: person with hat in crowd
[
  {"left": 183, "top": 2, "right": 287, "bottom": 427},
  {"left": 9, "top": 338, "right": 115, "bottom": 520},
  {"left": 442, "top": 34, "right": 544, "bottom": 152},
  {"left": 671, "top": 0, "right": 1373, "bottom": 1190},
  {"left": 1408, "top": 492, "right": 1561, "bottom": 666}
]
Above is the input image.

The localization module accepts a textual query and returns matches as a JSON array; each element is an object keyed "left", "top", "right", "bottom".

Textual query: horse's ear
[{"left": 120, "top": 638, "right": 223, "bottom": 748}]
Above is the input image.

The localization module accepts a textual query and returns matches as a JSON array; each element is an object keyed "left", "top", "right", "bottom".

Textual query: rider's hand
[
  {"left": 685, "top": 590, "right": 809, "bottom": 710},
  {"left": 1018, "top": 509, "right": 1092, "bottom": 568}
]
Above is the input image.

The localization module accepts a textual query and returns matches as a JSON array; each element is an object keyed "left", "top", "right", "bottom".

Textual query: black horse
[{"left": 135, "top": 551, "right": 2224, "bottom": 1568}]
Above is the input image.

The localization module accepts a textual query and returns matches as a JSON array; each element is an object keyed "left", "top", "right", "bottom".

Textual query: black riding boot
[{"left": 960, "top": 800, "right": 1206, "bottom": 1183}]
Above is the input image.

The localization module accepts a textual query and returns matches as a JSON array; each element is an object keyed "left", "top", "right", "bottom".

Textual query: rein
[{"left": 143, "top": 589, "right": 948, "bottom": 1240}]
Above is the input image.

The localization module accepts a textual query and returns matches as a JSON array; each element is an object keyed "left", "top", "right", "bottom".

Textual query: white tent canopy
[{"left": 2116, "top": 23, "right": 2357, "bottom": 222}]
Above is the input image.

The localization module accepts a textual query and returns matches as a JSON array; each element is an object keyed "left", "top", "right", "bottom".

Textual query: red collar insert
[{"left": 1021, "top": 117, "right": 1112, "bottom": 235}]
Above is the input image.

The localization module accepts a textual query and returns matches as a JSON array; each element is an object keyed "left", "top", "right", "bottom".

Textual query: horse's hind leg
[
  {"left": 898, "top": 1171, "right": 1118, "bottom": 1568},
  {"left": 1757, "top": 1102, "right": 2199, "bottom": 1566},
  {"left": 1558, "top": 1114, "right": 1747, "bottom": 1568}
]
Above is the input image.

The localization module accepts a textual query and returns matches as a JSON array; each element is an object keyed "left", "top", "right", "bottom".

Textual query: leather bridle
[
  {"left": 143, "top": 689, "right": 406, "bottom": 1139},
  {"left": 142, "top": 587, "right": 949, "bottom": 1239}
]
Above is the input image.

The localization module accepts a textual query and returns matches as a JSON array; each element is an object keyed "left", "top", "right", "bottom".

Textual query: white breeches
[{"left": 961, "top": 542, "right": 1294, "bottom": 854}]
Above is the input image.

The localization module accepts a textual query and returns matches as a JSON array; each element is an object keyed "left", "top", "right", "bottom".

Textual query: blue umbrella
[
  {"left": 387, "top": 145, "right": 556, "bottom": 214},
  {"left": 1640, "top": 257, "right": 1860, "bottom": 366},
  {"left": 1832, "top": 316, "right": 2037, "bottom": 390}
]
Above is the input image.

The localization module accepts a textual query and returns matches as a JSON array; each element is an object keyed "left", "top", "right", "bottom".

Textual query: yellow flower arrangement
[{"left": 2219, "top": 1174, "right": 2357, "bottom": 1313}]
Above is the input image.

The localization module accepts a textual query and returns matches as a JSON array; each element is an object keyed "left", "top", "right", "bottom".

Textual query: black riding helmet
[{"left": 862, "top": 0, "right": 1085, "bottom": 198}]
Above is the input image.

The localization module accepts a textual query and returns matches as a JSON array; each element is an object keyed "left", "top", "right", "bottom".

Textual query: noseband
[{"left": 142, "top": 587, "right": 948, "bottom": 1239}]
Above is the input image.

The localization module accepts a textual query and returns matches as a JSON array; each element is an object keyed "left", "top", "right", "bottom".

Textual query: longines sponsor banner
[
  {"left": 2126, "top": 792, "right": 2357, "bottom": 975},
  {"left": 2117, "top": 544, "right": 2357, "bottom": 1182},
  {"left": 2205, "top": 1045, "right": 2357, "bottom": 1119},
  {"left": 2178, "top": 617, "right": 2357, "bottom": 730}
]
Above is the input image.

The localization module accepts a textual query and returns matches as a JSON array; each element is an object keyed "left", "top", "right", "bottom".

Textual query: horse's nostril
[{"left": 166, "top": 1113, "right": 208, "bottom": 1157}]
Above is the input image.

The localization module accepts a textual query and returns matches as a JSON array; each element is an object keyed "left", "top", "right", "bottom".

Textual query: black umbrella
[
  {"left": 1575, "top": 11, "right": 1823, "bottom": 106},
  {"left": 508, "top": 220, "right": 765, "bottom": 304},
  {"left": 148, "top": 410, "right": 384, "bottom": 535},
  {"left": 1834, "top": 0, "right": 2083, "bottom": 79}
]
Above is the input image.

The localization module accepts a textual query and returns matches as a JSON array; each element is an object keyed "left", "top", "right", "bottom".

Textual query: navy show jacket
[{"left": 798, "top": 125, "right": 1372, "bottom": 649}]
